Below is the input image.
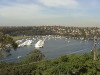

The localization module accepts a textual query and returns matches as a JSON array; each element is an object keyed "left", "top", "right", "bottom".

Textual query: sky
[{"left": 0, "top": 0, "right": 100, "bottom": 27}]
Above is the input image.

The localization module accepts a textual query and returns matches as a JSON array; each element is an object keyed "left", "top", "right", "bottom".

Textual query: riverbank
[{"left": 13, "top": 36, "right": 32, "bottom": 40}]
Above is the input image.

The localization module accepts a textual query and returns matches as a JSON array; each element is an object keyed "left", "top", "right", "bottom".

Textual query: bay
[{"left": 0, "top": 38, "right": 100, "bottom": 62}]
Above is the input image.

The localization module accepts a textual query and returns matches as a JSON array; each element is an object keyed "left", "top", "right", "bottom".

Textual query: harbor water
[{"left": 0, "top": 37, "right": 100, "bottom": 62}]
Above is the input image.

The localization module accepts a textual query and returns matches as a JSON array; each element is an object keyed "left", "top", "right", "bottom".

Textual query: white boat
[
  {"left": 35, "top": 40, "right": 45, "bottom": 48},
  {"left": 24, "top": 40, "right": 33, "bottom": 46},
  {"left": 16, "top": 40, "right": 23, "bottom": 43},
  {"left": 18, "top": 40, "right": 33, "bottom": 47}
]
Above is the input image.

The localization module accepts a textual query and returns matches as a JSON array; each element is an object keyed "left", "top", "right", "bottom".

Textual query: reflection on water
[{"left": 0, "top": 38, "right": 100, "bottom": 62}]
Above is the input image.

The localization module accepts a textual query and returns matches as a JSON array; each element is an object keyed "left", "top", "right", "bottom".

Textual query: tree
[
  {"left": 22, "top": 49, "right": 45, "bottom": 63},
  {"left": 0, "top": 32, "right": 18, "bottom": 57},
  {"left": 97, "top": 48, "right": 100, "bottom": 60}
]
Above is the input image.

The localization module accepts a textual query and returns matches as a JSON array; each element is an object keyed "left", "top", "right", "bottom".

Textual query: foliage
[
  {"left": 0, "top": 32, "right": 18, "bottom": 58},
  {"left": 0, "top": 26, "right": 100, "bottom": 39},
  {"left": 0, "top": 52, "right": 100, "bottom": 75},
  {"left": 21, "top": 49, "right": 45, "bottom": 63},
  {"left": 97, "top": 48, "right": 100, "bottom": 60}
]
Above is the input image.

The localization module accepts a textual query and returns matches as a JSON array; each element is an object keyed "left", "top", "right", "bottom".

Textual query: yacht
[{"left": 35, "top": 40, "right": 45, "bottom": 48}]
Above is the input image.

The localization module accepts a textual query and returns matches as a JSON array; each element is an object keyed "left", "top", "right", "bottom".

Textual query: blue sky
[{"left": 0, "top": 0, "right": 100, "bottom": 27}]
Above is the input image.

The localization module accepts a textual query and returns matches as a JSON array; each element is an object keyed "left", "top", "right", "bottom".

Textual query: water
[{"left": 0, "top": 38, "right": 100, "bottom": 62}]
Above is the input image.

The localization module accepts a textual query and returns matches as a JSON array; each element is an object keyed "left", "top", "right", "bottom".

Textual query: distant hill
[{"left": 0, "top": 26, "right": 100, "bottom": 39}]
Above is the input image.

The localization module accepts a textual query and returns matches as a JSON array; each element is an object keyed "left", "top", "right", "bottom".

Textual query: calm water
[{"left": 0, "top": 38, "right": 100, "bottom": 62}]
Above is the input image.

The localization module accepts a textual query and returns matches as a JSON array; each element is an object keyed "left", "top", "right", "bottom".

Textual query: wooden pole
[{"left": 93, "top": 36, "right": 97, "bottom": 60}]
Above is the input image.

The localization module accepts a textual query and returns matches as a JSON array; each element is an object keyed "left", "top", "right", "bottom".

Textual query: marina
[{"left": 0, "top": 36, "right": 100, "bottom": 62}]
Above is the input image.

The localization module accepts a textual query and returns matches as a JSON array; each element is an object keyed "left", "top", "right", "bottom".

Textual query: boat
[
  {"left": 18, "top": 40, "right": 33, "bottom": 47},
  {"left": 35, "top": 40, "right": 45, "bottom": 48}
]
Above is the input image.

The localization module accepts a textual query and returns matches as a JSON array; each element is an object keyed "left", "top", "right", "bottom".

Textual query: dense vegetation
[
  {"left": 0, "top": 32, "right": 18, "bottom": 58},
  {"left": 0, "top": 26, "right": 100, "bottom": 39},
  {"left": 0, "top": 49, "right": 100, "bottom": 75}
]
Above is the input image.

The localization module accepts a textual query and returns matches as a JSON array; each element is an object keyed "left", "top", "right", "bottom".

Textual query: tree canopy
[
  {"left": 0, "top": 32, "right": 18, "bottom": 57},
  {"left": 0, "top": 48, "right": 100, "bottom": 75}
]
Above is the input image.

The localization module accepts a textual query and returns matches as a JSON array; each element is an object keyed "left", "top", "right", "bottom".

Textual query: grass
[{"left": 13, "top": 36, "right": 31, "bottom": 40}]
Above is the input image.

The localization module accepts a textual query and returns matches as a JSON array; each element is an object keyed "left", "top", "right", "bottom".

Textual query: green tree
[
  {"left": 0, "top": 32, "right": 18, "bottom": 57},
  {"left": 97, "top": 48, "right": 100, "bottom": 60},
  {"left": 22, "top": 49, "right": 45, "bottom": 63}
]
